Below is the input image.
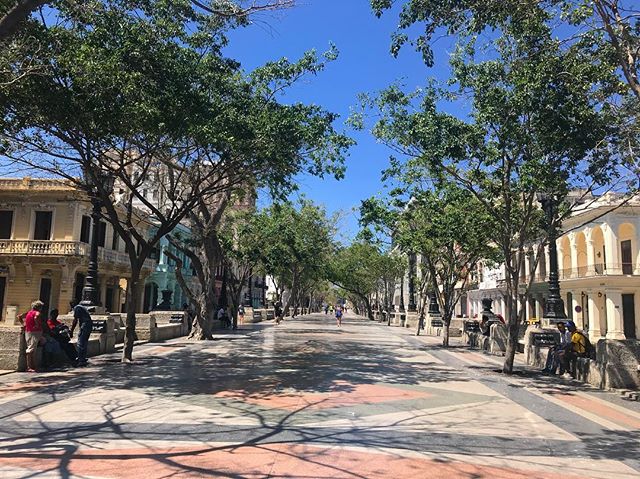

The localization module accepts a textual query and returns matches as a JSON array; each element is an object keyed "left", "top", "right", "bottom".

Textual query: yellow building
[
  {"left": 470, "top": 193, "right": 640, "bottom": 342},
  {"left": 0, "top": 177, "right": 156, "bottom": 324}
]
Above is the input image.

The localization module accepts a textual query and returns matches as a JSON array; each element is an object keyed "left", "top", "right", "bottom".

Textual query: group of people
[
  {"left": 19, "top": 300, "right": 95, "bottom": 372},
  {"left": 215, "top": 305, "right": 245, "bottom": 330},
  {"left": 542, "top": 320, "right": 594, "bottom": 377}
]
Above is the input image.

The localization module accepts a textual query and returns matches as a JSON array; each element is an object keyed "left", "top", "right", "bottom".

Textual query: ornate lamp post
[
  {"left": 81, "top": 170, "right": 114, "bottom": 308},
  {"left": 408, "top": 253, "right": 417, "bottom": 312},
  {"left": 428, "top": 290, "right": 441, "bottom": 316},
  {"left": 537, "top": 192, "right": 567, "bottom": 324}
]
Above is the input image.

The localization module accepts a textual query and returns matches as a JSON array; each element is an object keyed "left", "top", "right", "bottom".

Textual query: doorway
[
  {"left": 622, "top": 294, "right": 636, "bottom": 339},
  {"left": 39, "top": 278, "right": 52, "bottom": 319},
  {"left": 0, "top": 276, "right": 6, "bottom": 321},
  {"left": 621, "top": 240, "right": 633, "bottom": 274}
]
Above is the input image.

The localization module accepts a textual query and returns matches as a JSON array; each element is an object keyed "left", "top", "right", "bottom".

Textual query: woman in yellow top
[{"left": 563, "top": 320, "right": 588, "bottom": 376}]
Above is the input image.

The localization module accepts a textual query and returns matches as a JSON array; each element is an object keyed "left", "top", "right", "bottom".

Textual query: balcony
[
  {"left": 0, "top": 240, "right": 88, "bottom": 256},
  {"left": 558, "top": 263, "right": 635, "bottom": 279},
  {"left": 0, "top": 240, "right": 155, "bottom": 270}
]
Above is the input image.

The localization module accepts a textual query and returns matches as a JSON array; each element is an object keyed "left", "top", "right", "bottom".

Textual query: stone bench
[{"left": 523, "top": 327, "right": 560, "bottom": 368}]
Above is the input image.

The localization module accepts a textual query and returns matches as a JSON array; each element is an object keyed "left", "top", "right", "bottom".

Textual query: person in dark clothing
[
  {"left": 70, "top": 303, "right": 94, "bottom": 367},
  {"left": 47, "top": 309, "right": 77, "bottom": 364},
  {"left": 274, "top": 300, "right": 283, "bottom": 325}
]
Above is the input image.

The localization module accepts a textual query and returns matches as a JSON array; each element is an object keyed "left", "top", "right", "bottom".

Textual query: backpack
[{"left": 577, "top": 331, "right": 596, "bottom": 360}]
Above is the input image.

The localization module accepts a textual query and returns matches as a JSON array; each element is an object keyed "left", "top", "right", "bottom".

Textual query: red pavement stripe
[
  {"left": 0, "top": 444, "right": 596, "bottom": 479},
  {"left": 551, "top": 392, "right": 640, "bottom": 430}
]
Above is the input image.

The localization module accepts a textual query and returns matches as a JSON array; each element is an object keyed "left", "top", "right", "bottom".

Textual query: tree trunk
[
  {"left": 442, "top": 311, "right": 452, "bottom": 347},
  {"left": 122, "top": 266, "right": 142, "bottom": 362},
  {"left": 189, "top": 291, "right": 215, "bottom": 340},
  {"left": 362, "top": 295, "right": 374, "bottom": 320},
  {"left": 502, "top": 291, "right": 518, "bottom": 373}
]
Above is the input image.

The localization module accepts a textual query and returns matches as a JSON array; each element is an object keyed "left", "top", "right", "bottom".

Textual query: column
[
  {"left": 587, "top": 292, "right": 602, "bottom": 340},
  {"left": 635, "top": 220, "right": 640, "bottom": 274},
  {"left": 603, "top": 222, "right": 621, "bottom": 274},
  {"left": 569, "top": 232, "right": 578, "bottom": 279},
  {"left": 584, "top": 227, "right": 595, "bottom": 275},
  {"left": 557, "top": 241, "right": 564, "bottom": 276},
  {"left": 570, "top": 292, "right": 582, "bottom": 329},
  {"left": 605, "top": 289, "right": 626, "bottom": 339}
]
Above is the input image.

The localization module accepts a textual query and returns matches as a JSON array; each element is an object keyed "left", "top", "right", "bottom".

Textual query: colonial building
[
  {"left": 468, "top": 193, "right": 640, "bottom": 341},
  {"left": 0, "top": 177, "right": 157, "bottom": 324}
]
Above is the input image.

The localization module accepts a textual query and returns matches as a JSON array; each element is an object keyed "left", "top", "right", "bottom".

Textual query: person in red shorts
[{"left": 18, "top": 300, "right": 45, "bottom": 372}]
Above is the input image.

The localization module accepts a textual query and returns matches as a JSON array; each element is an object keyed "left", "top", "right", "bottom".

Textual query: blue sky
[{"left": 224, "top": 0, "right": 455, "bottom": 241}]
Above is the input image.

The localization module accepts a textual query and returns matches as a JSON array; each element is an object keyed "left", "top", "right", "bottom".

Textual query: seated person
[
  {"left": 562, "top": 320, "right": 589, "bottom": 377},
  {"left": 46, "top": 309, "right": 78, "bottom": 364},
  {"left": 542, "top": 321, "right": 571, "bottom": 375}
]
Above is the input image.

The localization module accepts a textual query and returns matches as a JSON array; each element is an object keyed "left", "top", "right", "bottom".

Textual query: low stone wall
[
  {"left": 155, "top": 324, "right": 184, "bottom": 341},
  {"left": 468, "top": 332, "right": 490, "bottom": 351},
  {"left": 523, "top": 327, "right": 559, "bottom": 368},
  {"left": 0, "top": 327, "right": 26, "bottom": 371},
  {"left": 523, "top": 330, "right": 639, "bottom": 391},
  {"left": 135, "top": 314, "right": 155, "bottom": 341},
  {"left": 596, "top": 339, "right": 640, "bottom": 390},
  {"left": 489, "top": 323, "right": 507, "bottom": 356},
  {"left": 404, "top": 313, "right": 419, "bottom": 330}
]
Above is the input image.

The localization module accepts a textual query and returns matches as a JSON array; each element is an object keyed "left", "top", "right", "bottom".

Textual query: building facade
[
  {"left": 467, "top": 193, "right": 640, "bottom": 341},
  {"left": 0, "top": 177, "right": 156, "bottom": 324}
]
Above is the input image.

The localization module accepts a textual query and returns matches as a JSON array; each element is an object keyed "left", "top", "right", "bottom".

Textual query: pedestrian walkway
[{"left": 0, "top": 313, "right": 638, "bottom": 478}]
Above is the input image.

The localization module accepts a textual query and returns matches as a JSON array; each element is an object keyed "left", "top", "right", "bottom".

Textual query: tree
[
  {"left": 0, "top": 1, "right": 295, "bottom": 43},
  {"left": 357, "top": 14, "right": 621, "bottom": 370},
  {"left": 371, "top": 0, "right": 639, "bottom": 168},
  {"left": 164, "top": 48, "right": 351, "bottom": 339},
  {"left": 327, "top": 242, "right": 391, "bottom": 321},
  {"left": 255, "top": 201, "right": 334, "bottom": 316},
  {"left": 364, "top": 184, "right": 498, "bottom": 346}
]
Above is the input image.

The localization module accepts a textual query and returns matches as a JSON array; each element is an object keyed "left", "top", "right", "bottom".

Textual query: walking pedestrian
[
  {"left": 238, "top": 305, "right": 245, "bottom": 326},
  {"left": 335, "top": 304, "right": 343, "bottom": 327},
  {"left": 274, "top": 300, "right": 283, "bottom": 325},
  {"left": 182, "top": 303, "right": 194, "bottom": 333},
  {"left": 19, "top": 300, "right": 45, "bottom": 372},
  {"left": 70, "top": 302, "right": 94, "bottom": 367}
]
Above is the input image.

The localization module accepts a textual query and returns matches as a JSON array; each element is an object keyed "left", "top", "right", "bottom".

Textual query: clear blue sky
[{"left": 224, "top": 0, "right": 455, "bottom": 241}]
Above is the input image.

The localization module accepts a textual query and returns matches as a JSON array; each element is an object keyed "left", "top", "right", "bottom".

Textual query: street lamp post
[
  {"left": 428, "top": 290, "right": 441, "bottom": 316},
  {"left": 80, "top": 195, "right": 102, "bottom": 307},
  {"left": 80, "top": 171, "right": 114, "bottom": 308},
  {"left": 408, "top": 254, "right": 417, "bottom": 312},
  {"left": 537, "top": 193, "right": 567, "bottom": 324}
]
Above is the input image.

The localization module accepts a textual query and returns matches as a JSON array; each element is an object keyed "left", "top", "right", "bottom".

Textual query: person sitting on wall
[
  {"left": 542, "top": 321, "right": 571, "bottom": 375},
  {"left": 47, "top": 309, "right": 77, "bottom": 365},
  {"left": 562, "top": 320, "right": 592, "bottom": 377}
]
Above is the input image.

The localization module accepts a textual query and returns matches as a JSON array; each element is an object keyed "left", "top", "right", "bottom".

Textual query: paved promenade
[{"left": 0, "top": 313, "right": 639, "bottom": 478}]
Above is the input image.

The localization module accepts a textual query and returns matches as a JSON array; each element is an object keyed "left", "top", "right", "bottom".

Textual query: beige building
[
  {"left": 469, "top": 193, "right": 640, "bottom": 341},
  {"left": 0, "top": 177, "right": 156, "bottom": 324}
]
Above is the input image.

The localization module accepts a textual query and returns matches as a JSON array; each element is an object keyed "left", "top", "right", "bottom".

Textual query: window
[
  {"left": 33, "top": 211, "right": 52, "bottom": 240},
  {"left": 39, "top": 278, "right": 52, "bottom": 318},
  {"left": 0, "top": 211, "right": 13, "bottom": 239},
  {"left": 80, "top": 215, "right": 91, "bottom": 243},
  {"left": 112, "top": 230, "right": 119, "bottom": 251},
  {"left": 0, "top": 276, "right": 6, "bottom": 321},
  {"left": 98, "top": 221, "right": 107, "bottom": 248},
  {"left": 621, "top": 240, "right": 633, "bottom": 274}
]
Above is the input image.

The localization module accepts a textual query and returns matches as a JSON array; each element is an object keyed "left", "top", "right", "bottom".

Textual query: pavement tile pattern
[{"left": 0, "top": 313, "right": 638, "bottom": 478}]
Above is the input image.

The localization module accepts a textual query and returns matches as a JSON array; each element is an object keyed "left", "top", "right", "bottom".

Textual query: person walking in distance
[
  {"left": 19, "top": 300, "right": 45, "bottom": 372},
  {"left": 335, "top": 304, "right": 343, "bottom": 327},
  {"left": 274, "top": 300, "right": 283, "bottom": 325},
  {"left": 70, "top": 302, "right": 94, "bottom": 367}
]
